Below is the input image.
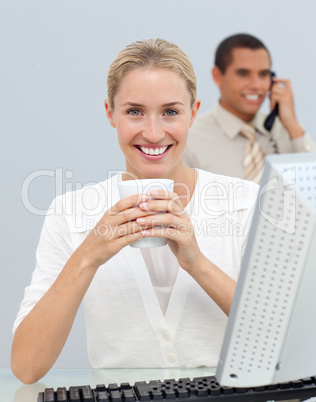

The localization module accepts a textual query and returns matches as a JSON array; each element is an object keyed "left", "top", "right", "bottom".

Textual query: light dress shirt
[
  {"left": 184, "top": 102, "right": 316, "bottom": 179},
  {"left": 13, "top": 169, "right": 258, "bottom": 368}
]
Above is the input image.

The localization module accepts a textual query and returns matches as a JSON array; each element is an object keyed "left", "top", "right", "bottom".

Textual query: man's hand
[{"left": 270, "top": 78, "right": 304, "bottom": 139}]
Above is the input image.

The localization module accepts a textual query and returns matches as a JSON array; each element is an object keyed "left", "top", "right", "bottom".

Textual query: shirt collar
[{"left": 213, "top": 100, "right": 259, "bottom": 139}]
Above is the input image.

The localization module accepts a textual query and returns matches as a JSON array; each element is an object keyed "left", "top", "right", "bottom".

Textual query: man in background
[{"left": 184, "top": 33, "right": 316, "bottom": 183}]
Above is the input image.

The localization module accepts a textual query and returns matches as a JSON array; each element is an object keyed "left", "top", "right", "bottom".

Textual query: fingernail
[
  {"left": 139, "top": 202, "right": 148, "bottom": 209},
  {"left": 150, "top": 190, "right": 160, "bottom": 196},
  {"left": 137, "top": 217, "right": 146, "bottom": 223}
]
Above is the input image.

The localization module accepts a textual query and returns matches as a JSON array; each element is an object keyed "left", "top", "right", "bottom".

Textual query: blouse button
[{"left": 166, "top": 353, "right": 175, "bottom": 362}]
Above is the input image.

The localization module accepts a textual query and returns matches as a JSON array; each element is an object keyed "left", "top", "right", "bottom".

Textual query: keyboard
[{"left": 37, "top": 375, "right": 316, "bottom": 401}]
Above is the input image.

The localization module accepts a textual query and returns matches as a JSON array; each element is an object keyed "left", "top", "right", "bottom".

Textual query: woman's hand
[
  {"left": 136, "top": 190, "right": 204, "bottom": 274},
  {"left": 78, "top": 193, "right": 151, "bottom": 270}
]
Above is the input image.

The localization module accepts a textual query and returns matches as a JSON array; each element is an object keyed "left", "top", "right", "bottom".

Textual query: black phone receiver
[{"left": 263, "top": 71, "right": 278, "bottom": 131}]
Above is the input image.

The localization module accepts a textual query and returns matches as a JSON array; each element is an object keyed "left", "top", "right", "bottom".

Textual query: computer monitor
[{"left": 216, "top": 152, "right": 316, "bottom": 388}]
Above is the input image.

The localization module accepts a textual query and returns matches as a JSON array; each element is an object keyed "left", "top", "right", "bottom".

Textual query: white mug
[{"left": 118, "top": 178, "right": 174, "bottom": 248}]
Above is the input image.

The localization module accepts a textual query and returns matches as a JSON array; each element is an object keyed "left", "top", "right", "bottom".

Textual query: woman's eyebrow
[
  {"left": 162, "top": 101, "right": 184, "bottom": 107},
  {"left": 121, "top": 102, "right": 144, "bottom": 107},
  {"left": 121, "top": 101, "right": 185, "bottom": 107}
]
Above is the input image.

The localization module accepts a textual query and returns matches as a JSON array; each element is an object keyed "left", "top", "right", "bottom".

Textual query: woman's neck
[{"left": 172, "top": 166, "right": 197, "bottom": 208}]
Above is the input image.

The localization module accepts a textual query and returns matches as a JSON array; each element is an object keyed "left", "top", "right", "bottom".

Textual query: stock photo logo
[
  {"left": 20, "top": 166, "right": 306, "bottom": 238},
  {"left": 258, "top": 167, "right": 296, "bottom": 235},
  {"left": 21, "top": 168, "right": 251, "bottom": 237}
]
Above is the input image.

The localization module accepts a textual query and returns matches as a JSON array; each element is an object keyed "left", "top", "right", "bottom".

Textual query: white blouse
[{"left": 13, "top": 169, "right": 258, "bottom": 368}]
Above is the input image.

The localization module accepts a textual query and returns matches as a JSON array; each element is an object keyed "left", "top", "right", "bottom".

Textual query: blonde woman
[{"left": 11, "top": 39, "right": 258, "bottom": 384}]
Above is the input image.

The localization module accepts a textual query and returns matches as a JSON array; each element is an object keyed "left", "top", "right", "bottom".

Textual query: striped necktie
[{"left": 240, "top": 123, "right": 265, "bottom": 184}]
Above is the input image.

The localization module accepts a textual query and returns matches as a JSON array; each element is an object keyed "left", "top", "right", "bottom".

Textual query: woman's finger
[
  {"left": 115, "top": 230, "right": 145, "bottom": 248},
  {"left": 136, "top": 212, "right": 189, "bottom": 229},
  {"left": 149, "top": 190, "right": 183, "bottom": 208},
  {"left": 141, "top": 225, "right": 189, "bottom": 242},
  {"left": 95, "top": 220, "right": 144, "bottom": 241},
  {"left": 108, "top": 193, "right": 149, "bottom": 216},
  {"left": 150, "top": 187, "right": 194, "bottom": 208},
  {"left": 139, "top": 197, "right": 184, "bottom": 216}
]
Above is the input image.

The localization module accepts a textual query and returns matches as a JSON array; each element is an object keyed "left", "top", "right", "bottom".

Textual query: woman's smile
[{"left": 135, "top": 144, "right": 173, "bottom": 160}]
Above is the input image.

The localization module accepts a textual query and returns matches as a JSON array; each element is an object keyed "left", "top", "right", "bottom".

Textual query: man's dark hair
[{"left": 215, "top": 33, "right": 271, "bottom": 73}]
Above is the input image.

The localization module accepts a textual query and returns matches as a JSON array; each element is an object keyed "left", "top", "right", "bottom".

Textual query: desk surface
[{"left": 0, "top": 367, "right": 216, "bottom": 402}]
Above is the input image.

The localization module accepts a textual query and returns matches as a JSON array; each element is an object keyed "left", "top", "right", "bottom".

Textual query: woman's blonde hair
[{"left": 107, "top": 38, "right": 197, "bottom": 109}]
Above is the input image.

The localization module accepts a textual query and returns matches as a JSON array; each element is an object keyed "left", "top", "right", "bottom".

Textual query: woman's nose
[{"left": 142, "top": 116, "right": 165, "bottom": 143}]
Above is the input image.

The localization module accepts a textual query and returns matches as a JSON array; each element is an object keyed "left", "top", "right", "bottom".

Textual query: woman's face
[{"left": 105, "top": 68, "right": 200, "bottom": 179}]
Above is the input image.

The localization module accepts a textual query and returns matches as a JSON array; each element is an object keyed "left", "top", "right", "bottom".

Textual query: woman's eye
[
  {"left": 164, "top": 109, "right": 178, "bottom": 116},
  {"left": 127, "top": 109, "right": 141, "bottom": 116}
]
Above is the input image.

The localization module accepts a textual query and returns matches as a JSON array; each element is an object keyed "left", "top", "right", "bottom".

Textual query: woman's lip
[{"left": 134, "top": 145, "right": 172, "bottom": 160}]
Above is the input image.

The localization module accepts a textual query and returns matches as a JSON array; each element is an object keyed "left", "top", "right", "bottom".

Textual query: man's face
[{"left": 213, "top": 47, "right": 271, "bottom": 121}]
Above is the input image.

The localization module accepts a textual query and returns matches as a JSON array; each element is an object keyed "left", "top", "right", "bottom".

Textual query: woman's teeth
[{"left": 139, "top": 146, "right": 169, "bottom": 155}]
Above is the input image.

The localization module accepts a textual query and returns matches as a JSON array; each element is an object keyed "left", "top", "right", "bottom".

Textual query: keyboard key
[
  {"left": 123, "top": 390, "right": 135, "bottom": 401},
  {"left": 138, "top": 392, "right": 151, "bottom": 400},
  {"left": 151, "top": 390, "right": 163, "bottom": 399},
  {"left": 164, "top": 389, "right": 176, "bottom": 399},
  {"left": 177, "top": 388, "right": 189, "bottom": 398},
  {"left": 111, "top": 390, "right": 123, "bottom": 402},
  {"left": 96, "top": 384, "right": 107, "bottom": 392},
  {"left": 82, "top": 385, "right": 94, "bottom": 401},
  {"left": 56, "top": 387, "right": 67, "bottom": 401},
  {"left": 178, "top": 378, "right": 191, "bottom": 386},
  {"left": 164, "top": 379, "right": 176, "bottom": 386},
  {"left": 134, "top": 381, "right": 147, "bottom": 387},
  {"left": 97, "top": 391, "right": 110, "bottom": 402},
  {"left": 235, "top": 386, "right": 248, "bottom": 393},
  {"left": 196, "top": 387, "right": 208, "bottom": 396},
  {"left": 302, "top": 377, "right": 314, "bottom": 385},
  {"left": 44, "top": 388, "right": 55, "bottom": 402},
  {"left": 292, "top": 380, "right": 304, "bottom": 388},
  {"left": 267, "top": 383, "right": 279, "bottom": 390},
  {"left": 69, "top": 386, "right": 81, "bottom": 401},
  {"left": 108, "top": 383, "right": 119, "bottom": 391},
  {"left": 222, "top": 385, "right": 234, "bottom": 394},
  {"left": 253, "top": 385, "right": 266, "bottom": 392},
  {"left": 280, "top": 381, "right": 291, "bottom": 389},
  {"left": 209, "top": 385, "right": 221, "bottom": 395}
]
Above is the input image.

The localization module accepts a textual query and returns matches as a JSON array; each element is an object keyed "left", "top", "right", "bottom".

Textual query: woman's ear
[
  {"left": 104, "top": 99, "right": 116, "bottom": 128},
  {"left": 189, "top": 99, "right": 201, "bottom": 127}
]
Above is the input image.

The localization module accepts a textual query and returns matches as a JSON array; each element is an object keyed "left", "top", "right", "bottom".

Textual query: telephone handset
[{"left": 263, "top": 71, "right": 278, "bottom": 131}]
